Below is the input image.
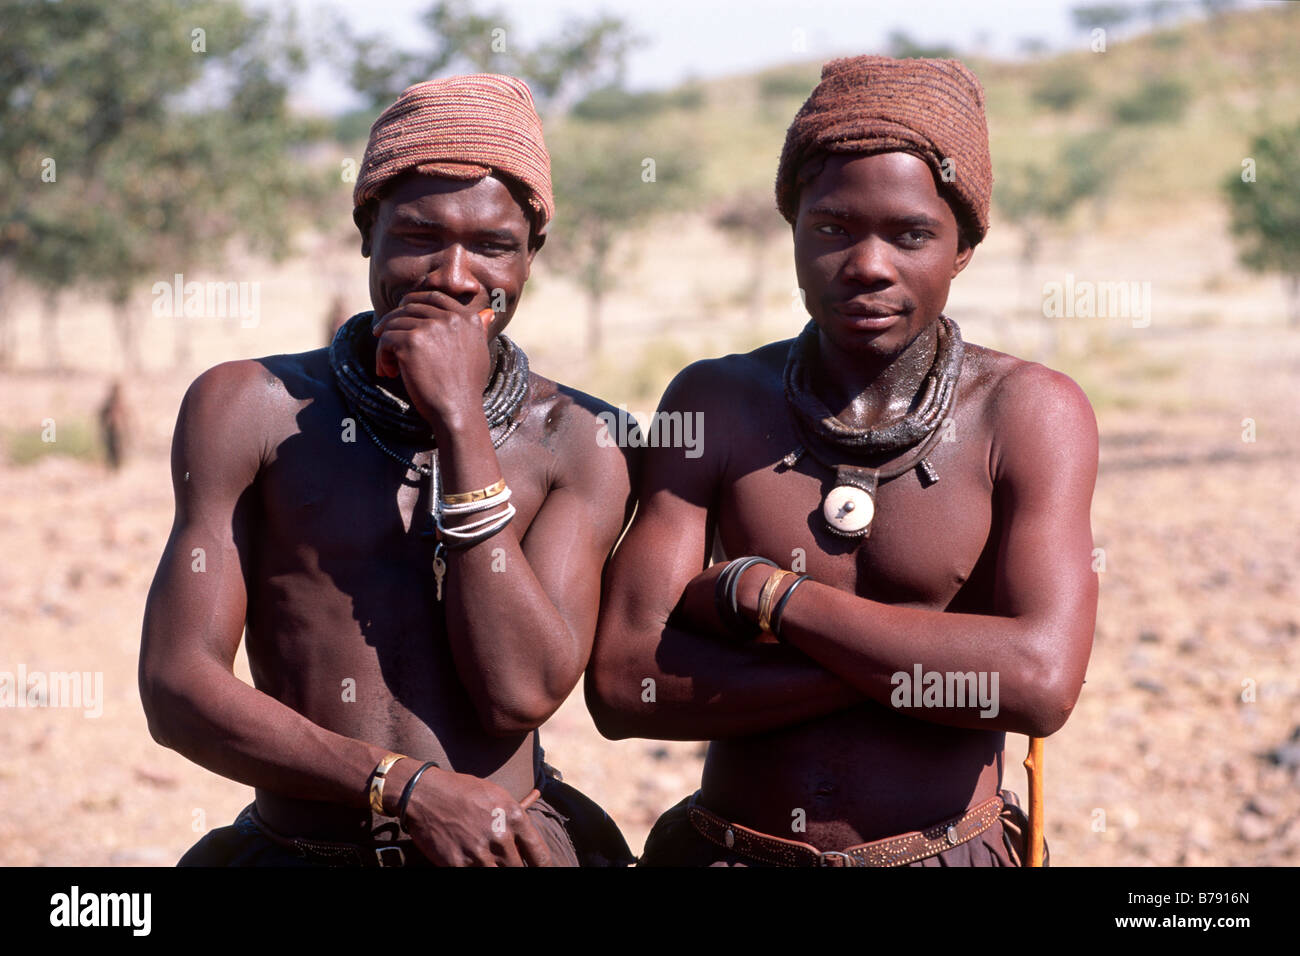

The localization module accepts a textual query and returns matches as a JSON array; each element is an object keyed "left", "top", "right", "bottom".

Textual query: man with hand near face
[
  {"left": 141, "top": 75, "right": 636, "bottom": 867},
  {"left": 588, "top": 56, "right": 1098, "bottom": 867}
]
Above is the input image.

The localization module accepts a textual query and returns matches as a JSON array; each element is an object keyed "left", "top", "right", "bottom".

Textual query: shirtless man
[
  {"left": 588, "top": 56, "right": 1098, "bottom": 866},
  {"left": 141, "top": 75, "right": 635, "bottom": 867}
]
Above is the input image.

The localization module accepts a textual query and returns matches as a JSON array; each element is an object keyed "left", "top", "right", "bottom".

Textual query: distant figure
[
  {"left": 99, "top": 380, "right": 131, "bottom": 471},
  {"left": 324, "top": 293, "right": 349, "bottom": 346}
]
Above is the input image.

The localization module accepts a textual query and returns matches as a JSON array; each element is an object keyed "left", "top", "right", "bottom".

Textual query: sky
[{"left": 271, "top": 0, "right": 1281, "bottom": 114}]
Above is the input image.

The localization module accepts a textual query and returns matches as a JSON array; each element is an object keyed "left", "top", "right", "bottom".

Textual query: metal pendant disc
[{"left": 823, "top": 484, "right": 874, "bottom": 534}]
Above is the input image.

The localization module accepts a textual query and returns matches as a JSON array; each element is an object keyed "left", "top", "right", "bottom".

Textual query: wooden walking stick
[{"left": 1024, "top": 736, "right": 1045, "bottom": 866}]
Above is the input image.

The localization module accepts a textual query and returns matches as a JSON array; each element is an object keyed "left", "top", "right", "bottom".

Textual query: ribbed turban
[
  {"left": 353, "top": 74, "right": 555, "bottom": 236},
  {"left": 775, "top": 56, "right": 993, "bottom": 246}
]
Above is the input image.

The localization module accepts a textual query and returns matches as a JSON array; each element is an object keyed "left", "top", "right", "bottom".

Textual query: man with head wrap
[
  {"left": 590, "top": 56, "right": 1098, "bottom": 866},
  {"left": 142, "top": 75, "right": 636, "bottom": 866}
]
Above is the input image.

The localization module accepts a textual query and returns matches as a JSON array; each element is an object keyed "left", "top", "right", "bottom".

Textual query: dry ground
[{"left": 2, "top": 202, "right": 1297, "bottom": 865}]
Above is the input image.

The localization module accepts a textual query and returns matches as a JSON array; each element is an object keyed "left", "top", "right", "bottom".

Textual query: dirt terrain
[{"left": 2, "top": 205, "right": 1298, "bottom": 866}]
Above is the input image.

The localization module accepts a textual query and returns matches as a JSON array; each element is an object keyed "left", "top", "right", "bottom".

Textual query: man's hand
[
  {"left": 399, "top": 767, "right": 551, "bottom": 867},
  {"left": 675, "top": 561, "right": 734, "bottom": 638},
  {"left": 677, "top": 560, "right": 791, "bottom": 644},
  {"left": 372, "top": 291, "right": 495, "bottom": 432}
]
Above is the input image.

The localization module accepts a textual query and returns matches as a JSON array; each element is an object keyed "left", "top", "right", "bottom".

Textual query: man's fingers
[
  {"left": 373, "top": 304, "right": 494, "bottom": 339},
  {"left": 514, "top": 812, "right": 552, "bottom": 867},
  {"left": 495, "top": 835, "right": 526, "bottom": 868}
]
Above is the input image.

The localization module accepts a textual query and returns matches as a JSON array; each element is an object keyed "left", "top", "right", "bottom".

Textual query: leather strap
[
  {"left": 246, "top": 805, "right": 425, "bottom": 867},
  {"left": 686, "top": 793, "right": 1005, "bottom": 867},
  {"left": 245, "top": 788, "right": 543, "bottom": 868}
]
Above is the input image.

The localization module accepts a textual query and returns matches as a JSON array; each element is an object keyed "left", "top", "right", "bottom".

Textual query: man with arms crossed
[
  {"left": 589, "top": 56, "right": 1097, "bottom": 866},
  {"left": 141, "top": 75, "right": 635, "bottom": 867}
]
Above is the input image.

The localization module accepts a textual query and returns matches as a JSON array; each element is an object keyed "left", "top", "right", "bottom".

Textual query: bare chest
[
  {"left": 254, "top": 406, "right": 550, "bottom": 575},
  {"left": 715, "top": 412, "right": 996, "bottom": 609}
]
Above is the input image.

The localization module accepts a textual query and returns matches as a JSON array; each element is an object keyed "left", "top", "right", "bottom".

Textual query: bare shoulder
[
  {"left": 183, "top": 348, "right": 331, "bottom": 416},
  {"left": 961, "top": 342, "right": 1098, "bottom": 477},
  {"left": 517, "top": 371, "right": 637, "bottom": 503},
  {"left": 659, "top": 340, "right": 790, "bottom": 413},
  {"left": 519, "top": 371, "right": 623, "bottom": 452},
  {"left": 176, "top": 349, "right": 332, "bottom": 475}
]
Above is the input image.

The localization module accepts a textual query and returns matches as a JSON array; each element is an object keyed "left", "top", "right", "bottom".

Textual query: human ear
[
  {"left": 952, "top": 240, "right": 975, "bottom": 278},
  {"left": 356, "top": 204, "right": 375, "bottom": 258},
  {"left": 525, "top": 229, "right": 546, "bottom": 275}
]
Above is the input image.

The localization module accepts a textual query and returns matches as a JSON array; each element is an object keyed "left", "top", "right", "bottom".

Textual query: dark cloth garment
[
  {"left": 179, "top": 770, "right": 633, "bottom": 868},
  {"left": 637, "top": 789, "right": 1049, "bottom": 868},
  {"left": 535, "top": 769, "right": 636, "bottom": 868}
]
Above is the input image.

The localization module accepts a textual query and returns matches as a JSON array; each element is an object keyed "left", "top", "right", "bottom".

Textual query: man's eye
[
  {"left": 394, "top": 232, "right": 437, "bottom": 246},
  {"left": 814, "top": 223, "right": 846, "bottom": 236},
  {"left": 898, "top": 231, "right": 932, "bottom": 247}
]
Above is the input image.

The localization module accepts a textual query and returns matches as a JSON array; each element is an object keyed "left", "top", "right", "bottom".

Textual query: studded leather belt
[{"left": 685, "top": 792, "right": 1005, "bottom": 867}]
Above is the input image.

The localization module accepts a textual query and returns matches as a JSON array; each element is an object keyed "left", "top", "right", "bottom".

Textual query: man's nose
[
  {"left": 426, "top": 244, "right": 479, "bottom": 301},
  {"left": 842, "top": 235, "right": 898, "bottom": 287}
]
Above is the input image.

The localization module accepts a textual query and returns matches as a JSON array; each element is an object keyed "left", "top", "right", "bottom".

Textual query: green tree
[
  {"left": 342, "top": 0, "right": 642, "bottom": 117},
  {"left": 996, "top": 137, "right": 1111, "bottom": 352},
  {"left": 1223, "top": 123, "right": 1300, "bottom": 325},
  {"left": 1111, "top": 77, "right": 1190, "bottom": 125},
  {"left": 885, "top": 30, "right": 958, "bottom": 60},
  {"left": 1031, "top": 63, "right": 1093, "bottom": 114},
  {"left": 711, "top": 191, "right": 788, "bottom": 326},
  {"left": 0, "top": 0, "right": 327, "bottom": 369},
  {"left": 1070, "top": 3, "right": 1135, "bottom": 33},
  {"left": 545, "top": 123, "right": 697, "bottom": 355}
]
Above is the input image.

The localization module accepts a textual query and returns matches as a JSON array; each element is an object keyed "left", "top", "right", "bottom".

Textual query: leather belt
[
  {"left": 246, "top": 805, "right": 429, "bottom": 867},
  {"left": 245, "top": 786, "right": 543, "bottom": 868},
  {"left": 686, "top": 793, "right": 1005, "bottom": 867}
]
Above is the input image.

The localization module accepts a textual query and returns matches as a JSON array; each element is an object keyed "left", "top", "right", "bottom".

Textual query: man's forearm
[
  {"left": 433, "top": 417, "right": 589, "bottom": 734},
  {"left": 141, "top": 656, "right": 428, "bottom": 812},
  {"left": 588, "top": 615, "right": 862, "bottom": 741},
  {"left": 772, "top": 581, "right": 1088, "bottom": 737}
]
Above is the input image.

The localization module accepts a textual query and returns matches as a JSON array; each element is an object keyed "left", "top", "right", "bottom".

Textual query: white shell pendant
[{"left": 823, "top": 483, "right": 875, "bottom": 536}]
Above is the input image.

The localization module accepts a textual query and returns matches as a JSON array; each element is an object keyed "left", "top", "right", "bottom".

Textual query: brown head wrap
[
  {"left": 775, "top": 56, "right": 992, "bottom": 246},
  {"left": 353, "top": 74, "right": 555, "bottom": 237}
]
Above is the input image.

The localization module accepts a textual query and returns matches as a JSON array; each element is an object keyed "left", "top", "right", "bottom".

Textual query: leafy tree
[
  {"left": 1031, "top": 64, "right": 1093, "bottom": 113},
  {"left": 1223, "top": 122, "right": 1300, "bottom": 325},
  {"left": 1199, "top": 0, "right": 1240, "bottom": 19},
  {"left": 758, "top": 69, "right": 817, "bottom": 104},
  {"left": 0, "top": 0, "right": 328, "bottom": 369},
  {"left": 996, "top": 137, "right": 1111, "bottom": 351},
  {"left": 1111, "top": 77, "right": 1190, "bottom": 124},
  {"left": 886, "top": 30, "right": 958, "bottom": 60},
  {"left": 342, "top": 0, "right": 642, "bottom": 117},
  {"left": 1070, "top": 3, "right": 1136, "bottom": 33},
  {"left": 545, "top": 123, "right": 697, "bottom": 355},
  {"left": 711, "top": 191, "right": 788, "bottom": 326},
  {"left": 571, "top": 84, "right": 703, "bottom": 123}
]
